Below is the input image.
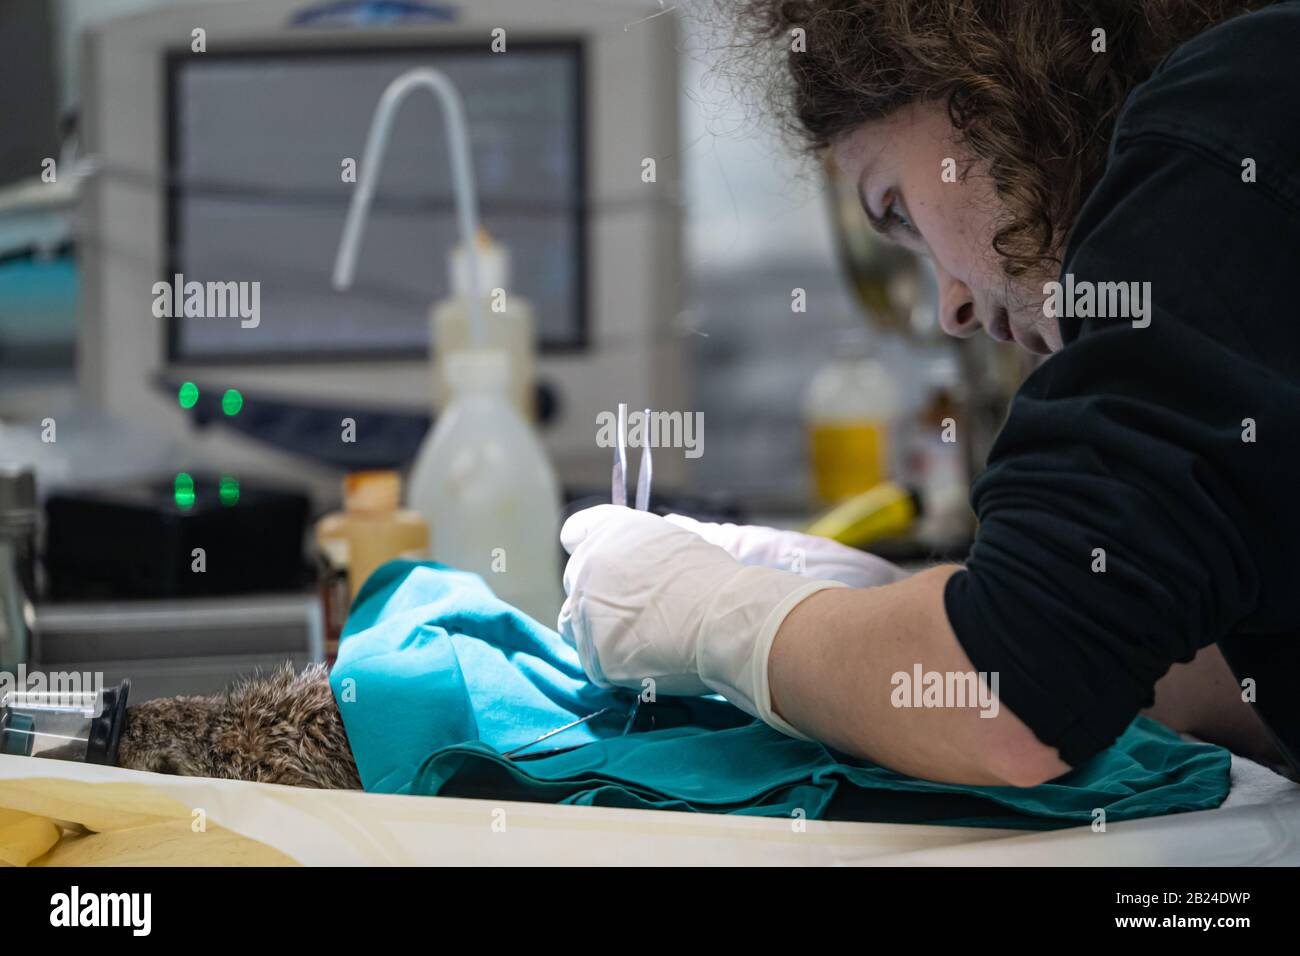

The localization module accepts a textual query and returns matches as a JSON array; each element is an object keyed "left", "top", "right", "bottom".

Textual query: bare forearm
[
  {"left": 767, "top": 565, "right": 1070, "bottom": 786},
  {"left": 1144, "top": 644, "right": 1282, "bottom": 765}
]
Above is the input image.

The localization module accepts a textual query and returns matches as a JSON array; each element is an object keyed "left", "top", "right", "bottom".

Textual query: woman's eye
[{"left": 887, "top": 202, "right": 916, "bottom": 235}]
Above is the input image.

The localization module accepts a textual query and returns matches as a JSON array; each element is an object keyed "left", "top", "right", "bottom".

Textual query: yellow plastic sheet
[
  {"left": 0, "top": 807, "right": 60, "bottom": 866},
  {"left": 0, "top": 774, "right": 295, "bottom": 867}
]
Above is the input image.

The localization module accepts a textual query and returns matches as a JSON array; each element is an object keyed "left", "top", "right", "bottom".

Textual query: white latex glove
[
  {"left": 558, "top": 505, "right": 844, "bottom": 738},
  {"left": 663, "top": 514, "right": 909, "bottom": 589}
]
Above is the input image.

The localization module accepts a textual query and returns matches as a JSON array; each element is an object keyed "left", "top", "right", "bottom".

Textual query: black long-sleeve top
[{"left": 943, "top": 0, "right": 1300, "bottom": 771}]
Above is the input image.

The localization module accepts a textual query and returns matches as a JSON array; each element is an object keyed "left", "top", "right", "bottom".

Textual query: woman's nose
[{"left": 936, "top": 274, "right": 980, "bottom": 339}]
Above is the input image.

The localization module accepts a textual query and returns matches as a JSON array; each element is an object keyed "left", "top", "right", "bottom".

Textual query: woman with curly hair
[{"left": 558, "top": 0, "right": 1300, "bottom": 785}]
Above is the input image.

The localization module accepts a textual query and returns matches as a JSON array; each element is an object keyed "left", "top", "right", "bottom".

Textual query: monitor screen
[{"left": 165, "top": 42, "right": 585, "bottom": 363}]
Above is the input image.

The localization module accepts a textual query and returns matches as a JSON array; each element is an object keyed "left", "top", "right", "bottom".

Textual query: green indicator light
[
  {"left": 173, "top": 472, "right": 195, "bottom": 509},
  {"left": 178, "top": 382, "right": 199, "bottom": 409},
  {"left": 218, "top": 475, "right": 240, "bottom": 506},
  {"left": 221, "top": 389, "right": 243, "bottom": 416}
]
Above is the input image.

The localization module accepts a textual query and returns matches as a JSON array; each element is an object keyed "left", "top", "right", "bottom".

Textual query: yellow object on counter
[
  {"left": 802, "top": 332, "right": 900, "bottom": 504},
  {"left": 809, "top": 419, "right": 890, "bottom": 502},
  {"left": 803, "top": 481, "right": 918, "bottom": 549}
]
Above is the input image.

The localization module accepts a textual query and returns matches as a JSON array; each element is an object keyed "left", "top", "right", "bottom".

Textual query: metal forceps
[
  {"left": 611, "top": 402, "right": 653, "bottom": 512},
  {"left": 502, "top": 404, "right": 652, "bottom": 762}
]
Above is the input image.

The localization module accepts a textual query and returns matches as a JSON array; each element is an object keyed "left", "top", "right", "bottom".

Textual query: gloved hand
[
  {"left": 663, "top": 514, "right": 908, "bottom": 588},
  {"left": 558, "top": 505, "right": 844, "bottom": 738}
]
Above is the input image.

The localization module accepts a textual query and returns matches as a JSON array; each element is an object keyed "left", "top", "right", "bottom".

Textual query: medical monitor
[
  {"left": 79, "top": 0, "right": 685, "bottom": 494},
  {"left": 166, "top": 42, "right": 585, "bottom": 361}
]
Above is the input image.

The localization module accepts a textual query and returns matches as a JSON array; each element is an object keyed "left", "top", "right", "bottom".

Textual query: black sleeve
[{"left": 944, "top": 129, "right": 1300, "bottom": 766}]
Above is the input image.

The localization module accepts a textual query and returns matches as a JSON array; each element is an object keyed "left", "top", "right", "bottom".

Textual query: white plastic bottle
[
  {"left": 432, "top": 228, "right": 537, "bottom": 419},
  {"left": 408, "top": 348, "right": 562, "bottom": 625}
]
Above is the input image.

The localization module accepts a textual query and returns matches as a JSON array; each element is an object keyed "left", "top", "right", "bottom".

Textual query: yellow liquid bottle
[
  {"left": 809, "top": 418, "right": 890, "bottom": 502},
  {"left": 804, "top": 334, "right": 899, "bottom": 504}
]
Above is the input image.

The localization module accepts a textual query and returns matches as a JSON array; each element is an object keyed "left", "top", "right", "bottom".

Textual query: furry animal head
[{"left": 117, "top": 662, "right": 361, "bottom": 790}]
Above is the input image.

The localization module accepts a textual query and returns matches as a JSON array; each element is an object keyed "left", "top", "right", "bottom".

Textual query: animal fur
[{"left": 117, "top": 663, "right": 362, "bottom": 790}]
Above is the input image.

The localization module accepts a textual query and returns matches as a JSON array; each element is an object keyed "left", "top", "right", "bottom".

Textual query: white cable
[{"left": 331, "top": 67, "right": 487, "bottom": 347}]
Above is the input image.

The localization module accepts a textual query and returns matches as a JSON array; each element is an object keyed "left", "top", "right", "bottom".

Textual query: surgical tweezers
[
  {"left": 502, "top": 404, "right": 653, "bottom": 762},
  {"left": 612, "top": 403, "right": 653, "bottom": 511}
]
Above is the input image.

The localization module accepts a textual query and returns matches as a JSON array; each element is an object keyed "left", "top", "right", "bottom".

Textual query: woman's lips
[
  {"left": 1009, "top": 320, "right": 1052, "bottom": 355},
  {"left": 986, "top": 311, "right": 1052, "bottom": 354}
]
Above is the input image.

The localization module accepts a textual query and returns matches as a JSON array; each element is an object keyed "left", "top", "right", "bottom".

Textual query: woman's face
[{"left": 830, "top": 103, "right": 1063, "bottom": 354}]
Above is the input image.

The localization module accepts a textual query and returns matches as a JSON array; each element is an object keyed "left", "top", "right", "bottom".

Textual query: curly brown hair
[{"left": 723, "top": 0, "right": 1269, "bottom": 276}]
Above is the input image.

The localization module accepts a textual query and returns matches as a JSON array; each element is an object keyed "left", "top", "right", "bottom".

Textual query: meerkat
[{"left": 117, "top": 662, "right": 362, "bottom": 790}]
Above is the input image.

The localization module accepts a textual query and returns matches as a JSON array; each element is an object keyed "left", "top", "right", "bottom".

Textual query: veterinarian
[{"left": 558, "top": 0, "right": 1300, "bottom": 785}]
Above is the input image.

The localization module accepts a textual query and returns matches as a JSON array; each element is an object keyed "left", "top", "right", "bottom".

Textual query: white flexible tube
[{"left": 332, "top": 67, "right": 487, "bottom": 347}]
